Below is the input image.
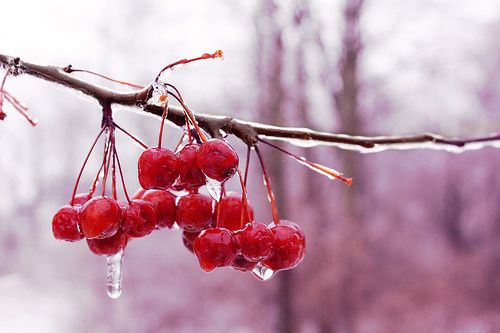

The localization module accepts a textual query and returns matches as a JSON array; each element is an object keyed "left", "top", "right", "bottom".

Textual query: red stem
[
  {"left": 70, "top": 126, "right": 106, "bottom": 205},
  {"left": 254, "top": 145, "right": 279, "bottom": 224}
]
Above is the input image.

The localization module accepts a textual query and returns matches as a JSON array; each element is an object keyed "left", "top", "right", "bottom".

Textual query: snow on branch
[{"left": 1, "top": 53, "right": 499, "bottom": 153}]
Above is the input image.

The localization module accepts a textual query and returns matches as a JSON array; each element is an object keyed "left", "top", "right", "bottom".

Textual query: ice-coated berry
[
  {"left": 79, "top": 196, "right": 122, "bottom": 239},
  {"left": 176, "top": 143, "right": 206, "bottom": 187},
  {"left": 197, "top": 139, "right": 239, "bottom": 182},
  {"left": 216, "top": 192, "right": 254, "bottom": 231},
  {"left": 87, "top": 230, "right": 128, "bottom": 256},
  {"left": 175, "top": 193, "right": 214, "bottom": 232},
  {"left": 262, "top": 220, "right": 305, "bottom": 271},
  {"left": 239, "top": 221, "right": 275, "bottom": 262},
  {"left": 231, "top": 255, "right": 258, "bottom": 272},
  {"left": 138, "top": 147, "right": 179, "bottom": 190},
  {"left": 141, "top": 189, "right": 176, "bottom": 229},
  {"left": 52, "top": 205, "right": 84, "bottom": 241},
  {"left": 182, "top": 230, "right": 201, "bottom": 253},
  {"left": 122, "top": 199, "right": 157, "bottom": 238},
  {"left": 193, "top": 227, "right": 238, "bottom": 272},
  {"left": 71, "top": 193, "right": 92, "bottom": 207}
]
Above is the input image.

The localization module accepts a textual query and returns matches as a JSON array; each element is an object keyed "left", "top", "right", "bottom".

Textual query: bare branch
[{"left": 1, "top": 53, "right": 499, "bottom": 153}]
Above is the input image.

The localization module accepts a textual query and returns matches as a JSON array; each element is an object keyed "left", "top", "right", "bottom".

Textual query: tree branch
[{"left": 1, "top": 54, "right": 499, "bottom": 153}]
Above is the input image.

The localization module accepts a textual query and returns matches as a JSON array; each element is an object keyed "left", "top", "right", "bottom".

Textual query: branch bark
[{"left": 1, "top": 53, "right": 499, "bottom": 153}]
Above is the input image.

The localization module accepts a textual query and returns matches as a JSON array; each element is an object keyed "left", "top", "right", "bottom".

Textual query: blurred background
[{"left": 0, "top": 0, "right": 499, "bottom": 332}]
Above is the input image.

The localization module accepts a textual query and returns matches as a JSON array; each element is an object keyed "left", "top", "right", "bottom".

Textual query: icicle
[
  {"left": 206, "top": 177, "right": 222, "bottom": 202},
  {"left": 251, "top": 262, "right": 275, "bottom": 281},
  {"left": 106, "top": 250, "right": 124, "bottom": 299}
]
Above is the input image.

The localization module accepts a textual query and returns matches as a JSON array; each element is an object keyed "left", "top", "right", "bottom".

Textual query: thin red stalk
[
  {"left": 254, "top": 145, "right": 279, "bottom": 224},
  {"left": 258, "top": 137, "right": 353, "bottom": 186},
  {"left": 156, "top": 50, "right": 223, "bottom": 78},
  {"left": 168, "top": 90, "right": 207, "bottom": 142},
  {"left": 237, "top": 169, "right": 252, "bottom": 228},
  {"left": 158, "top": 99, "right": 168, "bottom": 148},
  {"left": 100, "top": 129, "right": 114, "bottom": 197},
  {"left": 111, "top": 145, "right": 117, "bottom": 200},
  {"left": 114, "top": 122, "right": 148, "bottom": 149},
  {"left": 70, "top": 126, "right": 107, "bottom": 205},
  {"left": 64, "top": 68, "right": 144, "bottom": 88},
  {"left": 244, "top": 146, "right": 251, "bottom": 187},
  {"left": 4, "top": 92, "right": 37, "bottom": 126},
  {"left": 113, "top": 145, "right": 131, "bottom": 204}
]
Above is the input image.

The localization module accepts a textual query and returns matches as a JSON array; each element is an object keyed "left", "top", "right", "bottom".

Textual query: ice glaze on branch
[{"left": 1, "top": 54, "right": 499, "bottom": 153}]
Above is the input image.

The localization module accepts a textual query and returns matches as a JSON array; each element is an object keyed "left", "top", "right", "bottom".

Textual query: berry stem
[
  {"left": 114, "top": 122, "right": 148, "bottom": 149},
  {"left": 70, "top": 126, "right": 107, "bottom": 205},
  {"left": 237, "top": 169, "right": 252, "bottom": 228},
  {"left": 100, "top": 128, "right": 114, "bottom": 197},
  {"left": 113, "top": 145, "right": 131, "bottom": 204},
  {"left": 258, "top": 138, "right": 353, "bottom": 186},
  {"left": 63, "top": 66, "right": 144, "bottom": 88},
  {"left": 158, "top": 100, "right": 168, "bottom": 148},
  {"left": 254, "top": 145, "right": 280, "bottom": 225},
  {"left": 167, "top": 89, "right": 207, "bottom": 142}
]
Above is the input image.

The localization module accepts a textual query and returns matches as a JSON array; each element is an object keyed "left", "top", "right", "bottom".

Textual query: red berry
[
  {"left": 193, "top": 227, "right": 237, "bottom": 272},
  {"left": 141, "top": 189, "right": 176, "bottom": 229},
  {"left": 175, "top": 193, "right": 214, "bottom": 232},
  {"left": 239, "top": 221, "right": 275, "bottom": 262},
  {"left": 52, "top": 205, "right": 84, "bottom": 241},
  {"left": 131, "top": 188, "right": 147, "bottom": 200},
  {"left": 215, "top": 192, "right": 254, "bottom": 231},
  {"left": 231, "top": 255, "right": 257, "bottom": 272},
  {"left": 138, "top": 147, "right": 179, "bottom": 190},
  {"left": 197, "top": 139, "right": 239, "bottom": 182},
  {"left": 182, "top": 230, "right": 201, "bottom": 253},
  {"left": 79, "top": 196, "right": 122, "bottom": 239},
  {"left": 87, "top": 230, "right": 128, "bottom": 256},
  {"left": 176, "top": 143, "right": 206, "bottom": 187},
  {"left": 71, "top": 193, "right": 92, "bottom": 207},
  {"left": 261, "top": 221, "right": 305, "bottom": 271},
  {"left": 121, "top": 199, "right": 157, "bottom": 238}
]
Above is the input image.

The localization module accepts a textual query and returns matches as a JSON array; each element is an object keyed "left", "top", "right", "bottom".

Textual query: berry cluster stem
[{"left": 255, "top": 145, "right": 280, "bottom": 224}]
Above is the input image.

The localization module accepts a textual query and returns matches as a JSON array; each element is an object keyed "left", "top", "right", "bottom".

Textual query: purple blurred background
[{"left": 0, "top": 0, "right": 499, "bottom": 332}]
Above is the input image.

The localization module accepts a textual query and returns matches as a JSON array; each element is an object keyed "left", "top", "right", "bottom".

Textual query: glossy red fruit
[
  {"left": 231, "top": 255, "right": 258, "bottom": 272},
  {"left": 216, "top": 192, "right": 254, "bottom": 231},
  {"left": 197, "top": 139, "right": 239, "bottom": 182},
  {"left": 239, "top": 221, "right": 275, "bottom": 262},
  {"left": 141, "top": 189, "right": 176, "bottom": 229},
  {"left": 175, "top": 193, "right": 214, "bottom": 232},
  {"left": 52, "top": 205, "right": 84, "bottom": 241},
  {"left": 193, "top": 227, "right": 237, "bottom": 272},
  {"left": 87, "top": 230, "right": 128, "bottom": 256},
  {"left": 262, "top": 220, "right": 306, "bottom": 271},
  {"left": 182, "top": 230, "right": 201, "bottom": 253},
  {"left": 122, "top": 199, "right": 157, "bottom": 238},
  {"left": 138, "top": 147, "right": 179, "bottom": 190},
  {"left": 79, "top": 196, "right": 122, "bottom": 239},
  {"left": 71, "top": 193, "right": 92, "bottom": 207},
  {"left": 131, "top": 188, "right": 147, "bottom": 200},
  {"left": 176, "top": 143, "right": 206, "bottom": 187}
]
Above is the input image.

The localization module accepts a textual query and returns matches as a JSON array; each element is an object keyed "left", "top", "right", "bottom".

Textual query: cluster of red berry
[
  {"left": 52, "top": 133, "right": 305, "bottom": 281},
  {"left": 51, "top": 51, "right": 350, "bottom": 296}
]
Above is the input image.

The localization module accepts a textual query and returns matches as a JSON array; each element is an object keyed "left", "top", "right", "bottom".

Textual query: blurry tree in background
[{"left": 0, "top": 0, "right": 499, "bottom": 332}]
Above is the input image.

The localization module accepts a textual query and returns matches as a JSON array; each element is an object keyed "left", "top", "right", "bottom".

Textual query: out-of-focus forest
[{"left": 0, "top": 0, "right": 499, "bottom": 332}]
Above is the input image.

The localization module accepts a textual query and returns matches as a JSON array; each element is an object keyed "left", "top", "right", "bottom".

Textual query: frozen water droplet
[
  {"left": 152, "top": 82, "right": 169, "bottom": 107},
  {"left": 106, "top": 250, "right": 124, "bottom": 299},
  {"left": 251, "top": 262, "right": 275, "bottom": 281},
  {"left": 206, "top": 177, "right": 222, "bottom": 201}
]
